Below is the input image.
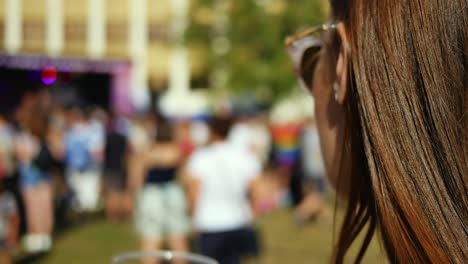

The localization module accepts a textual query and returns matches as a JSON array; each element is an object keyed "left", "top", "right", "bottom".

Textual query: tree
[{"left": 188, "top": 0, "right": 328, "bottom": 102}]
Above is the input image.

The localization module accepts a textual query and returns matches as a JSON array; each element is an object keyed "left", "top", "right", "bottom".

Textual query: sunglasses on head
[{"left": 285, "top": 23, "right": 337, "bottom": 93}]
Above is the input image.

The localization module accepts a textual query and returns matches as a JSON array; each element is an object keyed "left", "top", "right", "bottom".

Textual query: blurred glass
[{"left": 112, "top": 251, "right": 218, "bottom": 264}]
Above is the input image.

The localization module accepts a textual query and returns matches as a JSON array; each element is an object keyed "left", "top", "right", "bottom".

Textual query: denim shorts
[{"left": 19, "top": 164, "right": 50, "bottom": 189}]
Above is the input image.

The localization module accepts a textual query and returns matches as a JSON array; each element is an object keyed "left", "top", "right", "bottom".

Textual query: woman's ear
[{"left": 335, "top": 23, "right": 351, "bottom": 105}]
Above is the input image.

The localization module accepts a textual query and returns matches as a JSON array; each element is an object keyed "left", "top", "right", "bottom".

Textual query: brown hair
[
  {"left": 325, "top": 0, "right": 467, "bottom": 263},
  {"left": 17, "top": 92, "right": 48, "bottom": 138},
  {"left": 156, "top": 120, "right": 175, "bottom": 143},
  {"left": 208, "top": 116, "right": 233, "bottom": 139}
]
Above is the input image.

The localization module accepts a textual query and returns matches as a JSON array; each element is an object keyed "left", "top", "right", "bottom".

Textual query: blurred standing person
[
  {"left": 0, "top": 113, "right": 16, "bottom": 187},
  {"left": 127, "top": 114, "right": 156, "bottom": 214},
  {"left": 88, "top": 107, "right": 106, "bottom": 168},
  {"left": 103, "top": 115, "right": 130, "bottom": 221},
  {"left": 64, "top": 106, "right": 103, "bottom": 213},
  {"left": 271, "top": 122, "right": 303, "bottom": 206},
  {"left": 185, "top": 116, "right": 262, "bottom": 264},
  {"left": 0, "top": 105, "right": 20, "bottom": 259},
  {"left": 301, "top": 118, "right": 326, "bottom": 194},
  {"left": 295, "top": 117, "right": 327, "bottom": 222},
  {"left": 0, "top": 181, "right": 19, "bottom": 264},
  {"left": 15, "top": 90, "right": 55, "bottom": 253},
  {"left": 132, "top": 120, "right": 189, "bottom": 264},
  {"left": 47, "top": 105, "right": 69, "bottom": 228}
]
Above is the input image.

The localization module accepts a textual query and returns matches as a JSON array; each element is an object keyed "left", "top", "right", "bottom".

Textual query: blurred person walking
[
  {"left": 0, "top": 109, "right": 22, "bottom": 259},
  {"left": 103, "top": 115, "right": 131, "bottom": 221},
  {"left": 0, "top": 113, "right": 19, "bottom": 212},
  {"left": 300, "top": 118, "right": 326, "bottom": 194},
  {"left": 0, "top": 113, "right": 15, "bottom": 182},
  {"left": 271, "top": 122, "right": 303, "bottom": 206},
  {"left": 295, "top": 117, "right": 328, "bottom": 222},
  {"left": 131, "top": 120, "right": 189, "bottom": 264},
  {"left": 185, "top": 116, "right": 262, "bottom": 264},
  {"left": 64, "top": 106, "right": 103, "bottom": 213},
  {"left": 47, "top": 105, "right": 69, "bottom": 228},
  {"left": 14, "top": 90, "right": 55, "bottom": 253},
  {"left": 0, "top": 180, "right": 19, "bottom": 264}
]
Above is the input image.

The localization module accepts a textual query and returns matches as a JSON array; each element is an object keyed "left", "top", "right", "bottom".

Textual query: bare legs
[
  {"left": 141, "top": 238, "right": 162, "bottom": 264},
  {"left": 105, "top": 191, "right": 133, "bottom": 221},
  {"left": 23, "top": 182, "right": 54, "bottom": 252},
  {"left": 168, "top": 236, "right": 189, "bottom": 264},
  {"left": 105, "top": 191, "right": 122, "bottom": 221},
  {"left": 140, "top": 235, "right": 188, "bottom": 264}
]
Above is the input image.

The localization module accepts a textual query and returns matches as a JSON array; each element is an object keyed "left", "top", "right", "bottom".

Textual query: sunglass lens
[{"left": 300, "top": 46, "right": 321, "bottom": 89}]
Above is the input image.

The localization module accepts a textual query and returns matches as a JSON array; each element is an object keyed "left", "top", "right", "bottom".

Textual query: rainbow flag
[{"left": 271, "top": 123, "right": 302, "bottom": 168}]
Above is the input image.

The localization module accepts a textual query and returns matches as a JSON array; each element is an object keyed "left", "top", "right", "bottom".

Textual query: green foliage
[{"left": 188, "top": 0, "right": 328, "bottom": 101}]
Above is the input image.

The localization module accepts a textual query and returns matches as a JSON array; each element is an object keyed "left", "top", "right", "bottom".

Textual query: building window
[
  {"left": 65, "top": 20, "right": 86, "bottom": 42},
  {"left": 23, "top": 19, "right": 45, "bottom": 53},
  {"left": 148, "top": 22, "right": 169, "bottom": 43},
  {"left": 0, "top": 23, "right": 4, "bottom": 49},
  {"left": 107, "top": 20, "right": 127, "bottom": 43},
  {"left": 106, "top": 20, "right": 128, "bottom": 58},
  {"left": 64, "top": 20, "right": 86, "bottom": 55}
]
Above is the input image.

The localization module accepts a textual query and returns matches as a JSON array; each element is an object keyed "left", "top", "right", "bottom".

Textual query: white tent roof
[{"left": 270, "top": 92, "right": 314, "bottom": 124}]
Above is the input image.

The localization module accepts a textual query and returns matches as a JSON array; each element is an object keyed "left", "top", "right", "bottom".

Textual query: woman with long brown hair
[
  {"left": 15, "top": 89, "right": 59, "bottom": 253},
  {"left": 286, "top": 0, "right": 467, "bottom": 262}
]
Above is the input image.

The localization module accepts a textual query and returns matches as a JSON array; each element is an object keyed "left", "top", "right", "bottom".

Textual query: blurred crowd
[{"left": 0, "top": 88, "right": 327, "bottom": 264}]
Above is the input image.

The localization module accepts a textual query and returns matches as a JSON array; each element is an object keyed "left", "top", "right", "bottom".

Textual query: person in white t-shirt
[{"left": 185, "top": 116, "right": 262, "bottom": 264}]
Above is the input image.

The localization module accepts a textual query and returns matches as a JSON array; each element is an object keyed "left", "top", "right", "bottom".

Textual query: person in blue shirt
[{"left": 64, "top": 106, "right": 104, "bottom": 212}]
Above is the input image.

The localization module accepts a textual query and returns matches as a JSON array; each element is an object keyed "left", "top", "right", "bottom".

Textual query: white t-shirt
[{"left": 187, "top": 142, "right": 261, "bottom": 232}]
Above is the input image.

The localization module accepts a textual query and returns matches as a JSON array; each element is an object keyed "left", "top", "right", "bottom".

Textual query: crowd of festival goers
[{"left": 0, "top": 88, "right": 327, "bottom": 264}]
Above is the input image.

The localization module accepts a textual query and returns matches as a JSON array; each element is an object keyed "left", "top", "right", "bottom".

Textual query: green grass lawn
[{"left": 38, "top": 209, "right": 386, "bottom": 264}]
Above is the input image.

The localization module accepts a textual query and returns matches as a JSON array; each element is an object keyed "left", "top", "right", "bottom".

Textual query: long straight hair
[{"left": 327, "top": 0, "right": 468, "bottom": 263}]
